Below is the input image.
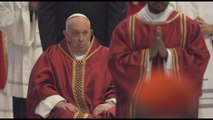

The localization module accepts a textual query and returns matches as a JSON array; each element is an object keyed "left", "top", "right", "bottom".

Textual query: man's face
[
  {"left": 147, "top": 2, "right": 169, "bottom": 14},
  {"left": 64, "top": 17, "right": 92, "bottom": 55}
]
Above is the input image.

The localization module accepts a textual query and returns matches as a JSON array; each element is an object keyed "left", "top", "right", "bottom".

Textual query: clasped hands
[
  {"left": 55, "top": 100, "right": 115, "bottom": 117},
  {"left": 149, "top": 26, "right": 168, "bottom": 59}
]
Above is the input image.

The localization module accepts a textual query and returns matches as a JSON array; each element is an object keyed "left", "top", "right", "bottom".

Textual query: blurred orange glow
[{"left": 135, "top": 70, "right": 196, "bottom": 117}]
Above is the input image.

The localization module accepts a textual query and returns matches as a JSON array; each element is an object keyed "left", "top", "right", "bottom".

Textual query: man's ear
[
  {"left": 63, "top": 30, "right": 67, "bottom": 37},
  {"left": 90, "top": 29, "right": 93, "bottom": 35}
]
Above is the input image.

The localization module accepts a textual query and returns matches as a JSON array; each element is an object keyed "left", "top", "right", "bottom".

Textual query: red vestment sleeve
[
  {"left": 26, "top": 51, "right": 60, "bottom": 118},
  {"left": 173, "top": 18, "right": 210, "bottom": 96}
]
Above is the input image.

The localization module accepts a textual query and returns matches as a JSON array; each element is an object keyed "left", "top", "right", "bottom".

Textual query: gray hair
[{"left": 65, "top": 13, "right": 91, "bottom": 29}]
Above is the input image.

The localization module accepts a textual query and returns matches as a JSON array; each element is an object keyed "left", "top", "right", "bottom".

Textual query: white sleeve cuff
[
  {"left": 147, "top": 52, "right": 152, "bottom": 72},
  {"left": 163, "top": 49, "right": 173, "bottom": 70},
  {"left": 105, "top": 98, "right": 116, "bottom": 104},
  {"left": 35, "top": 95, "right": 66, "bottom": 118},
  {"left": 144, "top": 51, "right": 152, "bottom": 82}
]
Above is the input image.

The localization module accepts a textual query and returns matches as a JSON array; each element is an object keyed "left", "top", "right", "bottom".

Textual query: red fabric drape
[
  {"left": 0, "top": 31, "right": 6, "bottom": 89},
  {"left": 127, "top": 2, "right": 146, "bottom": 17}
]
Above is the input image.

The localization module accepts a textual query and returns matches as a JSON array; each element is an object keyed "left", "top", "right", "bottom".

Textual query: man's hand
[
  {"left": 196, "top": 16, "right": 213, "bottom": 36},
  {"left": 93, "top": 102, "right": 115, "bottom": 117},
  {"left": 156, "top": 26, "right": 168, "bottom": 59},
  {"left": 149, "top": 32, "right": 158, "bottom": 59},
  {"left": 55, "top": 101, "right": 79, "bottom": 113},
  {"left": 158, "top": 39, "right": 168, "bottom": 59}
]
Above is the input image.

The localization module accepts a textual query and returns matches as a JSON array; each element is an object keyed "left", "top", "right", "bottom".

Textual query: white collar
[
  {"left": 137, "top": 3, "right": 174, "bottom": 23},
  {"left": 73, "top": 54, "right": 85, "bottom": 60}
]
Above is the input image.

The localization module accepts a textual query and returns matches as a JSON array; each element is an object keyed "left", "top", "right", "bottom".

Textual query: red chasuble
[
  {"left": 0, "top": 31, "right": 7, "bottom": 89},
  {"left": 109, "top": 11, "right": 210, "bottom": 118},
  {"left": 27, "top": 37, "right": 115, "bottom": 118}
]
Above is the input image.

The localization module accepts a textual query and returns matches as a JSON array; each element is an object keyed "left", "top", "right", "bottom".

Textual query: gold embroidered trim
[
  {"left": 132, "top": 14, "right": 136, "bottom": 49},
  {"left": 130, "top": 49, "right": 149, "bottom": 118},
  {"left": 73, "top": 112, "right": 90, "bottom": 118},
  {"left": 180, "top": 13, "right": 187, "bottom": 48},
  {"left": 72, "top": 60, "right": 90, "bottom": 114},
  {"left": 58, "top": 44, "right": 75, "bottom": 60},
  {"left": 180, "top": 13, "right": 183, "bottom": 48},
  {"left": 83, "top": 113, "right": 90, "bottom": 118},
  {"left": 129, "top": 15, "right": 133, "bottom": 49},
  {"left": 85, "top": 46, "right": 101, "bottom": 60},
  {"left": 182, "top": 14, "right": 187, "bottom": 48},
  {"left": 129, "top": 15, "right": 136, "bottom": 49},
  {"left": 82, "top": 36, "right": 96, "bottom": 60},
  {"left": 73, "top": 112, "right": 79, "bottom": 118},
  {"left": 134, "top": 49, "right": 148, "bottom": 96},
  {"left": 171, "top": 48, "right": 180, "bottom": 82}
]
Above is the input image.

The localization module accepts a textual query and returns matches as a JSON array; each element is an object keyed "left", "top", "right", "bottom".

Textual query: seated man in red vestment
[
  {"left": 109, "top": 2, "right": 210, "bottom": 118},
  {"left": 26, "top": 13, "right": 116, "bottom": 118}
]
